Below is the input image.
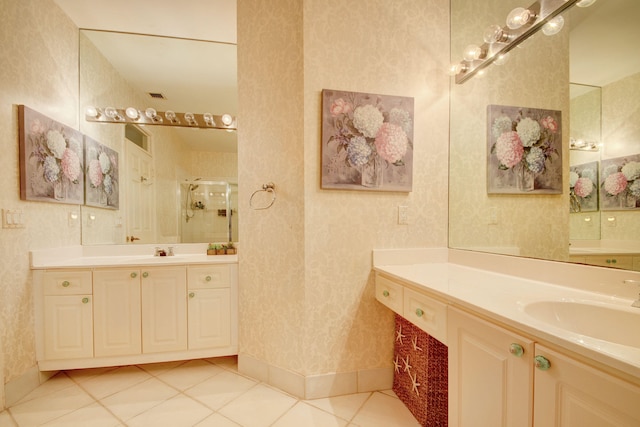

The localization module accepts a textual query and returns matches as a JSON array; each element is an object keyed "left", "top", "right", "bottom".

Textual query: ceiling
[{"left": 53, "top": 0, "right": 238, "bottom": 153}]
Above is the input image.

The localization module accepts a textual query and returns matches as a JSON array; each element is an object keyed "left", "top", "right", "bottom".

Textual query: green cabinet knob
[
  {"left": 415, "top": 308, "right": 424, "bottom": 317},
  {"left": 535, "top": 355, "right": 551, "bottom": 371},
  {"left": 82, "top": 297, "right": 89, "bottom": 304},
  {"left": 509, "top": 343, "right": 524, "bottom": 357},
  {"left": 189, "top": 292, "right": 195, "bottom": 298},
  {"left": 62, "top": 281, "right": 70, "bottom": 287},
  {"left": 130, "top": 272, "right": 137, "bottom": 279},
  {"left": 142, "top": 272, "right": 149, "bottom": 278},
  {"left": 383, "top": 290, "right": 390, "bottom": 297},
  {"left": 205, "top": 275, "right": 212, "bottom": 282}
]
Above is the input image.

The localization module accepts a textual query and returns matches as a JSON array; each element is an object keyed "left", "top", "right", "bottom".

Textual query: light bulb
[
  {"left": 483, "top": 24, "right": 509, "bottom": 44},
  {"left": 145, "top": 108, "right": 163, "bottom": 123},
  {"left": 221, "top": 114, "right": 233, "bottom": 126},
  {"left": 576, "top": 0, "right": 597, "bottom": 7},
  {"left": 542, "top": 15, "right": 564, "bottom": 36},
  {"left": 447, "top": 62, "right": 467, "bottom": 76},
  {"left": 506, "top": 7, "right": 534, "bottom": 30},
  {"left": 184, "top": 112, "right": 197, "bottom": 125},
  {"left": 203, "top": 113, "right": 214, "bottom": 126},
  {"left": 85, "top": 106, "right": 100, "bottom": 118},
  {"left": 463, "top": 44, "right": 485, "bottom": 61},
  {"left": 105, "top": 107, "right": 123, "bottom": 121},
  {"left": 125, "top": 107, "right": 140, "bottom": 120},
  {"left": 165, "top": 110, "right": 178, "bottom": 123}
]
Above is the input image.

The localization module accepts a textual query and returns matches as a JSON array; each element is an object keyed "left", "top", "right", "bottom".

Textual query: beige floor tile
[
  {"left": 350, "top": 391, "right": 421, "bottom": 427},
  {"left": 12, "top": 373, "right": 76, "bottom": 406},
  {"left": 206, "top": 356, "right": 239, "bottom": 371},
  {"left": 41, "top": 402, "right": 121, "bottom": 427},
  {"left": 138, "top": 360, "right": 187, "bottom": 376},
  {"left": 64, "top": 366, "right": 119, "bottom": 383},
  {"left": 79, "top": 365, "right": 152, "bottom": 400},
  {"left": 193, "top": 412, "right": 242, "bottom": 426},
  {"left": 218, "top": 384, "right": 297, "bottom": 427},
  {"left": 305, "top": 391, "right": 371, "bottom": 421},
  {"left": 156, "top": 359, "right": 224, "bottom": 391},
  {"left": 99, "top": 377, "right": 179, "bottom": 421},
  {"left": 125, "top": 394, "right": 213, "bottom": 427},
  {"left": 8, "top": 384, "right": 94, "bottom": 426},
  {"left": 185, "top": 370, "right": 257, "bottom": 410},
  {"left": 272, "top": 401, "right": 349, "bottom": 427}
]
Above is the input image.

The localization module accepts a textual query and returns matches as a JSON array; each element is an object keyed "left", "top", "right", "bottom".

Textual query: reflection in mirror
[
  {"left": 450, "top": 0, "right": 640, "bottom": 271},
  {"left": 79, "top": 30, "right": 237, "bottom": 245}
]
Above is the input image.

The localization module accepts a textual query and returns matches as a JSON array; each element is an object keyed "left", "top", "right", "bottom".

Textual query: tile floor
[{"left": 0, "top": 357, "right": 421, "bottom": 426}]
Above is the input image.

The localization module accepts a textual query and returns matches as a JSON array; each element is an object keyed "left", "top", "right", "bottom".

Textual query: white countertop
[
  {"left": 30, "top": 244, "right": 237, "bottom": 269},
  {"left": 374, "top": 249, "right": 640, "bottom": 381}
]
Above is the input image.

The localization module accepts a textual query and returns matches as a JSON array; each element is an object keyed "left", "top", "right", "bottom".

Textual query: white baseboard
[{"left": 238, "top": 354, "right": 393, "bottom": 399}]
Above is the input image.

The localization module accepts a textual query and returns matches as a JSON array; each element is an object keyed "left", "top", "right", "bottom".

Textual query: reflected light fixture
[
  {"left": 483, "top": 24, "right": 510, "bottom": 44},
  {"left": 542, "top": 15, "right": 565, "bottom": 36},
  {"left": 463, "top": 44, "right": 486, "bottom": 61},
  {"left": 85, "top": 106, "right": 237, "bottom": 130},
  {"left": 576, "top": 0, "right": 597, "bottom": 7}
]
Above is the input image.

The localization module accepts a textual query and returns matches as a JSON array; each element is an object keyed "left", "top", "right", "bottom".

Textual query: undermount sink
[{"left": 524, "top": 300, "right": 640, "bottom": 348}]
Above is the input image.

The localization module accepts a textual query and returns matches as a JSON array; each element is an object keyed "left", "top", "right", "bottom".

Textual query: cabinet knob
[
  {"left": 82, "top": 297, "right": 89, "bottom": 304},
  {"left": 415, "top": 308, "right": 424, "bottom": 317},
  {"left": 62, "top": 281, "right": 70, "bottom": 287},
  {"left": 205, "top": 275, "right": 212, "bottom": 282},
  {"left": 535, "top": 355, "right": 551, "bottom": 371},
  {"left": 142, "top": 272, "right": 149, "bottom": 278},
  {"left": 509, "top": 343, "right": 524, "bottom": 357},
  {"left": 383, "top": 290, "right": 390, "bottom": 297},
  {"left": 130, "top": 272, "right": 137, "bottom": 279},
  {"left": 189, "top": 292, "right": 195, "bottom": 298}
]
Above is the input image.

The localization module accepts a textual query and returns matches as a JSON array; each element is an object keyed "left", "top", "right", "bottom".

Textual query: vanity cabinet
[
  {"left": 448, "top": 306, "right": 534, "bottom": 427},
  {"left": 33, "top": 262, "right": 237, "bottom": 370},
  {"left": 533, "top": 345, "right": 640, "bottom": 427},
  {"left": 42, "top": 271, "right": 93, "bottom": 360}
]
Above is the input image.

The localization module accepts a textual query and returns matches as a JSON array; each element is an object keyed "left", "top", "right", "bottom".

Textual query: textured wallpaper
[
  {"left": 238, "top": 0, "right": 450, "bottom": 377},
  {"left": 449, "top": 0, "right": 570, "bottom": 262}
]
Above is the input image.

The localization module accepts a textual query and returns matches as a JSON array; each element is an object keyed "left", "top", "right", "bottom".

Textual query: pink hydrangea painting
[
  {"left": 321, "top": 89, "right": 414, "bottom": 191},
  {"left": 487, "top": 105, "right": 563, "bottom": 194},
  {"left": 84, "top": 136, "right": 119, "bottom": 209},
  {"left": 18, "top": 105, "right": 85, "bottom": 204},
  {"left": 569, "top": 161, "right": 598, "bottom": 212},
  {"left": 600, "top": 154, "right": 640, "bottom": 210}
]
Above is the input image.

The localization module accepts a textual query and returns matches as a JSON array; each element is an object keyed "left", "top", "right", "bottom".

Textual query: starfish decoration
[
  {"left": 403, "top": 355, "right": 412, "bottom": 373},
  {"left": 409, "top": 371, "right": 420, "bottom": 397},
  {"left": 393, "top": 355, "right": 401, "bottom": 373},
  {"left": 411, "top": 335, "right": 423, "bottom": 352},
  {"left": 395, "top": 325, "right": 405, "bottom": 345}
]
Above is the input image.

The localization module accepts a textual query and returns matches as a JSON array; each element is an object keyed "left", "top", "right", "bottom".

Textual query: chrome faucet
[{"left": 624, "top": 280, "right": 640, "bottom": 308}]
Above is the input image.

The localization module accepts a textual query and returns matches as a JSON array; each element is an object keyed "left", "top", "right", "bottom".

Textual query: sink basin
[{"left": 524, "top": 300, "right": 640, "bottom": 348}]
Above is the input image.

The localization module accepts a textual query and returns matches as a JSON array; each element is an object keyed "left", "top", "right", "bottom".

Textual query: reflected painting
[
  {"left": 18, "top": 105, "right": 84, "bottom": 205},
  {"left": 487, "top": 105, "right": 563, "bottom": 194},
  {"left": 84, "top": 136, "right": 119, "bottom": 209},
  {"left": 569, "top": 161, "right": 598, "bottom": 212},
  {"left": 600, "top": 154, "right": 640, "bottom": 210},
  {"left": 321, "top": 89, "right": 413, "bottom": 192}
]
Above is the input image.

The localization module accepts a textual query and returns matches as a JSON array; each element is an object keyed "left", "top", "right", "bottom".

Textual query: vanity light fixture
[
  {"left": 85, "top": 106, "right": 237, "bottom": 130},
  {"left": 451, "top": 0, "right": 582, "bottom": 84}
]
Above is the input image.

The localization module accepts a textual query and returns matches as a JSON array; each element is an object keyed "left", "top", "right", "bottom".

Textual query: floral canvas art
[
  {"left": 321, "top": 89, "right": 414, "bottom": 191},
  {"left": 18, "top": 105, "right": 84, "bottom": 204},
  {"left": 487, "top": 105, "right": 562, "bottom": 194},
  {"left": 84, "top": 136, "right": 119, "bottom": 209},
  {"left": 569, "top": 161, "right": 598, "bottom": 212},
  {"left": 600, "top": 154, "right": 640, "bottom": 210}
]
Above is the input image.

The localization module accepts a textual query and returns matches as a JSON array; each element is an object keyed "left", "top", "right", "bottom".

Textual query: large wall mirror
[
  {"left": 78, "top": 30, "right": 238, "bottom": 245},
  {"left": 450, "top": 0, "right": 640, "bottom": 272}
]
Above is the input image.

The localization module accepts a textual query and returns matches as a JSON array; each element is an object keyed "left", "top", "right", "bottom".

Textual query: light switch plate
[{"left": 398, "top": 205, "right": 409, "bottom": 225}]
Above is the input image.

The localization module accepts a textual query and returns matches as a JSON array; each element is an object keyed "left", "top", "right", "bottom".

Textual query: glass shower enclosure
[{"left": 179, "top": 180, "right": 237, "bottom": 243}]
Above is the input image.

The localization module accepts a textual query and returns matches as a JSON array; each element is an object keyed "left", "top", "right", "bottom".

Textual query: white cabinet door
[
  {"left": 448, "top": 307, "right": 534, "bottom": 427},
  {"left": 93, "top": 269, "right": 142, "bottom": 357},
  {"left": 533, "top": 344, "right": 640, "bottom": 427},
  {"left": 188, "top": 288, "right": 231, "bottom": 349},
  {"left": 43, "top": 295, "right": 93, "bottom": 360},
  {"left": 141, "top": 267, "right": 187, "bottom": 353}
]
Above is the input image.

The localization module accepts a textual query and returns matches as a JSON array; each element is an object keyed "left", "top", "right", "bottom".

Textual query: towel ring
[{"left": 250, "top": 182, "right": 276, "bottom": 210}]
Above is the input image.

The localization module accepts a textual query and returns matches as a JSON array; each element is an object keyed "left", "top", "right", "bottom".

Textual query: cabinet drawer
[
  {"left": 403, "top": 288, "right": 447, "bottom": 344},
  {"left": 375, "top": 274, "right": 404, "bottom": 313},
  {"left": 188, "top": 265, "right": 230, "bottom": 289},
  {"left": 583, "top": 255, "right": 632, "bottom": 270},
  {"left": 43, "top": 270, "right": 92, "bottom": 295}
]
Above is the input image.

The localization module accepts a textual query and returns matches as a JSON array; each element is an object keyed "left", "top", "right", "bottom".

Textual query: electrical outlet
[{"left": 398, "top": 205, "right": 409, "bottom": 225}]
